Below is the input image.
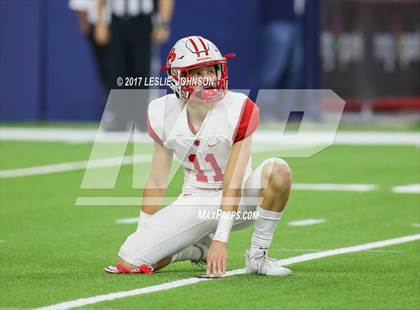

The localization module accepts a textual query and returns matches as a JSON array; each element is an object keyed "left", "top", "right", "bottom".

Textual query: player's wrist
[
  {"left": 212, "top": 239, "right": 227, "bottom": 246},
  {"left": 213, "top": 212, "right": 234, "bottom": 243}
]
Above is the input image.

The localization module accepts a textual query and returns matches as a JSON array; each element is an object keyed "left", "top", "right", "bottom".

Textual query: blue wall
[
  {"left": 161, "top": 0, "right": 261, "bottom": 90},
  {"left": 0, "top": 0, "right": 42, "bottom": 121},
  {"left": 0, "top": 0, "right": 319, "bottom": 122},
  {"left": 45, "top": 0, "right": 103, "bottom": 120},
  {"left": 0, "top": 0, "right": 103, "bottom": 121}
]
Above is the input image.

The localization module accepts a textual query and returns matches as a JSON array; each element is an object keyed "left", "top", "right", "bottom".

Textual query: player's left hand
[{"left": 206, "top": 240, "right": 227, "bottom": 277}]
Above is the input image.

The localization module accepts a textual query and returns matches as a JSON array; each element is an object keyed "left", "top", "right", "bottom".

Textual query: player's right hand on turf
[{"left": 206, "top": 240, "right": 227, "bottom": 277}]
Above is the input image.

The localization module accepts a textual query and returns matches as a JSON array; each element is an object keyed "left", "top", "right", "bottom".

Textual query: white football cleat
[
  {"left": 245, "top": 250, "right": 292, "bottom": 276},
  {"left": 104, "top": 265, "right": 121, "bottom": 274}
]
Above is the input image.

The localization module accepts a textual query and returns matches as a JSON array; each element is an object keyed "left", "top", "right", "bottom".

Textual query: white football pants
[{"left": 118, "top": 158, "right": 280, "bottom": 266}]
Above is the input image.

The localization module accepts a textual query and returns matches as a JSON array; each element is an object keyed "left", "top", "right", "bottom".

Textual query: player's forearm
[
  {"left": 214, "top": 137, "right": 252, "bottom": 243},
  {"left": 219, "top": 136, "right": 251, "bottom": 214},
  {"left": 219, "top": 155, "right": 246, "bottom": 213},
  {"left": 141, "top": 179, "right": 167, "bottom": 215},
  {"left": 220, "top": 188, "right": 241, "bottom": 212}
]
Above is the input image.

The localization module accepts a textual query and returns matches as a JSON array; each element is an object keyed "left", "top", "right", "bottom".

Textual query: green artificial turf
[{"left": 0, "top": 132, "right": 419, "bottom": 309}]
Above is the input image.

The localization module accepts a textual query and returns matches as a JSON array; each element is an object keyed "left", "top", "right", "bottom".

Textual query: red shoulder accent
[
  {"left": 147, "top": 116, "right": 163, "bottom": 145},
  {"left": 233, "top": 98, "right": 260, "bottom": 143}
]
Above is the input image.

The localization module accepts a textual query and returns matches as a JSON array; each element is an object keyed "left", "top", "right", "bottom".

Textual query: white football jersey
[{"left": 147, "top": 91, "right": 260, "bottom": 191}]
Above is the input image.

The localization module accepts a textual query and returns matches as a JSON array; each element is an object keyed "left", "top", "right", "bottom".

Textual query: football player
[{"left": 105, "top": 36, "right": 292, "bottom": 277}]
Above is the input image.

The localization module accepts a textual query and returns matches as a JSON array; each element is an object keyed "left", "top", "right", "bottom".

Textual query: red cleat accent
[{"left": 104, "top": 264, "right": 154, "bottom": 274}]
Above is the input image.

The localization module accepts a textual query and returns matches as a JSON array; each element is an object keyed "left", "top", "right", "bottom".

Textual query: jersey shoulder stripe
[{"left": 232, "top": 97, "right": 260, "bottom": 143}]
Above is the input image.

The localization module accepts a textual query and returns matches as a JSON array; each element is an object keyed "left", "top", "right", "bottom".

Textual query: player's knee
[{"left": 264, "top": 158, "right": 292, "bottom": 193}]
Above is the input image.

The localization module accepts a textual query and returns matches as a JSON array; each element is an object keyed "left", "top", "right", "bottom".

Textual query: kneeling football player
[{"left": 105, "top": 36, "right": 292, "bottom": 277}]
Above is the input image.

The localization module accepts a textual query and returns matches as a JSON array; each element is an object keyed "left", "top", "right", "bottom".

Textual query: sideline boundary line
[{"left": 37, "top": 233, "right": 420, "bottom": 310}]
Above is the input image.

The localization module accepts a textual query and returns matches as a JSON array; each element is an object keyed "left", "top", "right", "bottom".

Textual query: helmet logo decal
[
  {"left": 197, "top": 37, "right": 210, "bottom": 56},
  {"left": 186, "top": 37, "right": 209, "bottom": 57}
]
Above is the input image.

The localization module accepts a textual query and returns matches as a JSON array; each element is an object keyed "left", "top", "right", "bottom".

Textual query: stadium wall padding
[{"left": 0, "top": 0, "right": 42, "bottom": 121}]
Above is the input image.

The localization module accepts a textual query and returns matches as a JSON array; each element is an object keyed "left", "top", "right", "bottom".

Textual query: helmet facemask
[{"left": 169, "top": 60, "right": 228, "bottom": 104}]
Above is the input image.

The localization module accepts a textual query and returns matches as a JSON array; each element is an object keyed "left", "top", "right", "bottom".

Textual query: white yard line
[
  {"left": 0, "top": 155, "right": 151, "bottom": 178},
  {"left": 36, "top": 233, "right": 420, "bottom": 310},
  {"left": 363, "top": 249, "right": 405, "bottom": 253},
  {"left": 293, "top": 183, "right": 377, "bottom": 192},
  {"left": 273, "top": 248, "right": 403, "bottom": 253},
  {"left": 76, "top": 197, "right": 142, "bottom": 206},
  {"left": 392, "top": 184, "right": 420, "bottom": 194},
  {"left": 1, "top": 128, "right": 419, "bottom": 145},
  {"left": 76, "top": 184, "right": 375, "bottom": 207},
  {"left": 288, "top": 219, "right": 326, "bottom": 226},
  {"left": 115, "top": 217, "right": 139, "bottom": 224},
  {"left": 412, "top": 223, "right": 420, "bottom": 228},
  {"left": 0, "top": 128, "right": 150, "bottom": 143}
]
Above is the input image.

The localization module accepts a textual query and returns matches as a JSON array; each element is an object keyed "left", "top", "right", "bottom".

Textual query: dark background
[
  {"left": 0, "top": 0, "right": 320, "bottom": 121},
  {"left": 0, "top": 0, "right": 418, "bottom": 121}
]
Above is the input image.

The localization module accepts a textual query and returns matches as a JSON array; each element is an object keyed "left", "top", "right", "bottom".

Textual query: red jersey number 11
[{"left": 188, "top": 153, "right": 223, "bottom": 182}]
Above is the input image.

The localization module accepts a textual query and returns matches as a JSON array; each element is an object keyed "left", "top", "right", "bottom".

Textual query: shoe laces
[{"left": 252, "top": 251, "right": 279, "bottom": 275}]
